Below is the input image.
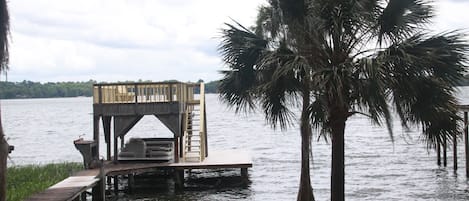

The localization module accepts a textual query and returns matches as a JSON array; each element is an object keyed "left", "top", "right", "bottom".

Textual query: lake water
[{"left": 4, "top": 88, "right": 469, "bottom": 200}]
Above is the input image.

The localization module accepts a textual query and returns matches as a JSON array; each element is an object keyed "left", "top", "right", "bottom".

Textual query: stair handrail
[
  {"left": 199, "top": 82, "right": 206, "bottom": 161},
  {"left": 182, "top": 104, "right": 191, "bottom": 161}
]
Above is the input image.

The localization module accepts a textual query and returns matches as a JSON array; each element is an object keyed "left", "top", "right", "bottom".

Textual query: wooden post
[
  {"left": 103, "top": 116, "right": 112, "bottom": 161},
  {"left": 443, "top": 135, "right": 447, "bottom": 167},
  {"left": 120, "top": 136, "right": 125, "bottom": 149},
  {"left": 174, "top": 169, "right": 184, "bottom": 190},
  {"left": 92, "top": 159, "right": 105, "bottom": 201},
  {"left": 437, "top": 141, "right": 441, "bottom": 166},
  {"left": 134, "top": 84, "right": 138, "bottom": 103},
  {"left": 128, "top": 174, "right": 135, "bottom": 194},
  {"left": 93, "top": 116, "right": 100, "bottom": 159},
  {"left": 169, "top": 84, "right": 174, "bottom": 102},
  {"left": 113, "top": 136, "right": 118, "bottom": 162},
  {"left": 241, "top": 168, "right": 248, "bottom": 179},
  {"left": 113, "top": 176, "right": 119, "bottom": 194},
  {"left": 465, "top": 111, "right": 469, "bottom": 177},
  {"left": 453, "top": 132, "right": 458, "bottom": 171},
  {"left": 98, "top": 86, "right": 102, "bottom": 104},
  {"left": 80, "top": 193, "right": 86, "bottom": 201}
]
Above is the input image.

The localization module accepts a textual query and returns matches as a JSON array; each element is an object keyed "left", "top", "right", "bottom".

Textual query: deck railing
[{"left": 93, "top": 82, "right": 199, "bottom": 104}]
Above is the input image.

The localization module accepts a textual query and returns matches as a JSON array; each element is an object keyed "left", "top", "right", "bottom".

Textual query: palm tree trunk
[
  {"left": 297, "top": 92, "right": 314, "bottom": 201},
  {"left": 331, "top": 117, "right": 346, "bottom": 201}
]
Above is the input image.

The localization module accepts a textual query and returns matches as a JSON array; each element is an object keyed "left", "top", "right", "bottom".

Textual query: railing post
[
  {"left": 169, "top": 84, "right": 174, "bottom": 102},
  {"left": 199, "top": 82, "right": 207, "bottom": 160},
  {"left": 98, "top": 86, "right": 102, "bottom": 104},
  {"left": 134, "top": 84, "right": 138, "bottom": 104}
]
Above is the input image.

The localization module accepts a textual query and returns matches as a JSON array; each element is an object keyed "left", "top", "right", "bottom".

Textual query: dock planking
[
  {"left": 105, "top": 150, "right": 252, "bottom": 176},
  {"left": 25, "top": 176, "right": 99, "bottom": 201},
  {"left": 26, "top": 150, "right": 252, "bottom": 201}
]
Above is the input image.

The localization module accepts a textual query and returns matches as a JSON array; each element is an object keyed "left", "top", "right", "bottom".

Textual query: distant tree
[
  {"left": 204, "top": 80, "right": 220, "bottom": 93},
  {"left": 0, "top": 0, "right": 9, "bottom": 200},
  {"left": 0, "top": 80, "right": 94, "bottom": 99},
  {"left": 218, "top": 1, "right": 467, "bottom": 201}
]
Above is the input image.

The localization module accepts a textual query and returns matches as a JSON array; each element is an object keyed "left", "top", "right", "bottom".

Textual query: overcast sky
[{"left": 6, "top": 0, "right": 469, "bottom": 83}]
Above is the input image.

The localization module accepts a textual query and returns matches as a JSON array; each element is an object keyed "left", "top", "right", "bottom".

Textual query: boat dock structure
[{"left": 27, "top": 81, "right": 252, "bottom": 201}]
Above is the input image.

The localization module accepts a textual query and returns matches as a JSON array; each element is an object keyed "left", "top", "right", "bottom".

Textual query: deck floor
[{"left": 105, "top": 149, "right": 252, "bottom": 176}]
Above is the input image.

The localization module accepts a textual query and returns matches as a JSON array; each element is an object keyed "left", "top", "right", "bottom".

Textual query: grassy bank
[{"left": 6, "top": 162, "right": 83, "bottom": 201}]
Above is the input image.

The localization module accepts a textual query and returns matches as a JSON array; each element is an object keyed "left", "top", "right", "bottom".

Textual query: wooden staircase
[{"left": 183, "top": 83, "right": 207, "bottom": 162}]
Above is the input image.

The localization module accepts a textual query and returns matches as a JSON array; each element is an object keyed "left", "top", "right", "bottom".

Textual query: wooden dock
[
  {"left": 28, "top": 81, "right": 253, "bottom": 200},
  {"left": 27, "top": 150, "right": 252, "bottom": 201}
]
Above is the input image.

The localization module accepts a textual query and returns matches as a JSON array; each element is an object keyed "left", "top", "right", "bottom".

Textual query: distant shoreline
[{"left": 0, "top": 80, "right": 220, "bottom": 99}]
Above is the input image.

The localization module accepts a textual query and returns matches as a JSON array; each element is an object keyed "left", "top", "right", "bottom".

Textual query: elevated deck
[
  {"left": 93, "top": 82, "right": 197, "bottom": 116},
  {"left": 89, "top": 81, "right": 208, "bottom": 164}
]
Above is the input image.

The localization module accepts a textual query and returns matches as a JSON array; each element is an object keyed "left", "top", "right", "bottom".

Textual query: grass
[{"left": 6, "top": 162, "right": 83, "bottom": 201}]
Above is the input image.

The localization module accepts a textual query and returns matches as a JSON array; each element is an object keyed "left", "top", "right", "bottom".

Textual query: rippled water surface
[{"left": 4, "top": 88, "right": 469, "bottom": 200}]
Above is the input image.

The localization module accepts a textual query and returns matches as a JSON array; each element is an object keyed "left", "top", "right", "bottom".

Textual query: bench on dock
[{"left": 118, "top": 138, "right": 174, "bottom": 162}]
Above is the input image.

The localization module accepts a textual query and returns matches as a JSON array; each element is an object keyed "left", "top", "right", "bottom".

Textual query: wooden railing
[
  {"left": 199, "top": 82, "right": 206, "bottom": 161},
  {"left": 93, "top": 82, "right": 199, "bottom": 104}
]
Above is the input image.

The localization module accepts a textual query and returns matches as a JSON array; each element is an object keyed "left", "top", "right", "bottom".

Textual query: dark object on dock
[
  {"left": 8, "top": 145, "right": 13, "bottom": 153},
  {"left": 73, "top": 139, "right": 98, "bottom": 169},
  {"left": 118, "top": 138, "right": 174, "bottom": 163}
]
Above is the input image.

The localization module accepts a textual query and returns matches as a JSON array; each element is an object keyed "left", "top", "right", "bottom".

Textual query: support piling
[{"left": 465, "top": 111, "right": 469, "bottom": 177}]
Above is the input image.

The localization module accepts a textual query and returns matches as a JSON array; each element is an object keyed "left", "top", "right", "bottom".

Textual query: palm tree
[
  {"left": 0, "top": 0, "right": 9, "bottom": 201},
  {"left": 218, "top": 1, "right": 467, "bottom": 201}
]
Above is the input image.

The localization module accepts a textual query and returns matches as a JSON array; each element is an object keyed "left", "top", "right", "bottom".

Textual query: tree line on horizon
[
  {"left": 0, "top": 80, "right": 221, "bottom": 99},
  {"left": 2, "top": 76, "right": 469, "bottom": 99}
]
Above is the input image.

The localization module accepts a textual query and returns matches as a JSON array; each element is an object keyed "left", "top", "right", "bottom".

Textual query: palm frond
[
  {"left": 352, "top": 57, "right": 394, "bottom": 140},
  {"left": 257, "top": 42, "right": 303, "bottom": 129},
  {"left": 255, "top": 5, "right": 282, "bottom": 39},
  {"left": 218, "top": 23, "right": 268, "bottom": 112},
  {"left": 276, "top": 0, "right": 307, "bottom": 22},
  {"left": 0, "top": 0, "right": 9, "bottom": 73},
  {"left": 375, "top": 32, "right": 467, "bottom": 147},
  {"left": 378, "top": 0, "right": 434, "bottom": 44},
  {"left": 309, "top": 95, "right": 330, "bottom": 138}
]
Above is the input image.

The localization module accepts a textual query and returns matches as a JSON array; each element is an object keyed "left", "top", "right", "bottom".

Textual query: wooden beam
[
  {"left": 465, "top": 112, "right": 469, "bottom": 177},
  {"left": 114, "top": 116, "right": 143, "bottom": 137},
  {"left": 102, "top": 116, "right": 112, "bottom": 161},
  {"left": 93, "top": 116, "right": 100, "bottom": 159},
  {"left": 114, "top": 136, "right": 118, "bottom": 162}
]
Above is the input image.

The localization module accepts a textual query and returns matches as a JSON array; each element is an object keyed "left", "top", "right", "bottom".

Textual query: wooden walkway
[
  {"left": 25, "top": 176, "right": 100, "bottom": 201},
  {"left": 27, "top": 150, "right": 252, "bottom": 201}
]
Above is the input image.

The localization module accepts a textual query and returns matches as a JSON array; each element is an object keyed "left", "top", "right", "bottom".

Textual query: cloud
[
  {"left": 8, "top": 0, "right": 266, "bottom": 82},
  {"left": 432, "top": 0, "right": 469, "bottom": 32},
  {"left": 6, "top": 0, "right": 468, "bottom": 83}
]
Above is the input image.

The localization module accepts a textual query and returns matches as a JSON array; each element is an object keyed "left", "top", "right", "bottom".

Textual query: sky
[{"left": 5, "top": 0, "right": 469, "bottom": 83}]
